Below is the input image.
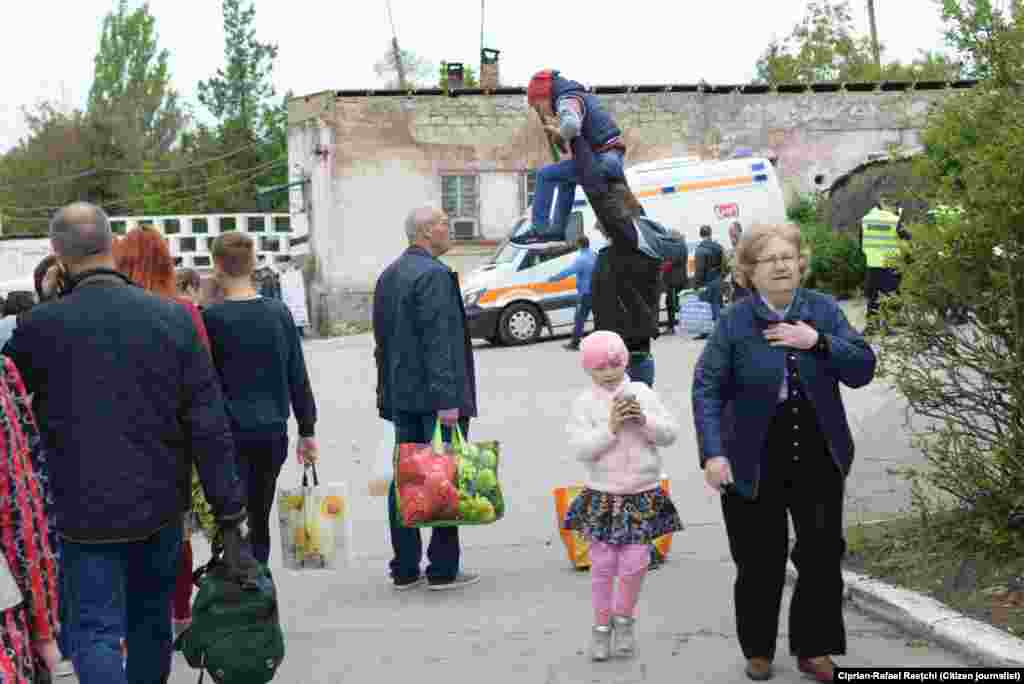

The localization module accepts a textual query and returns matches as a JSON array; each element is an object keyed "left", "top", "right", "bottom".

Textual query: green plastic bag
[
  {"left": 394, "top": 420, "right": 504, "bottom": 527},
  {"left": 176, "top": 554, "right": 285, "bottom": 683}
]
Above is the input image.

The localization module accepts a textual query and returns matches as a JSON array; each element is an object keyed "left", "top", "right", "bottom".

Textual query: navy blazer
[
  {"left": 692, "top": 288, "right": 876, "bottom": 496},
  {"left": 373, "top": 246, "right": 478, "bottom": 421}
]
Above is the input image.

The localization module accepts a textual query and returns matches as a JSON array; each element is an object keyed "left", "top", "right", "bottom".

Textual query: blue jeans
[
  {"left": 627, "top": 353, "right": 655, "bottom": 388},
  {"left": 529, "top": 150, "right": 626, "bottom": 239},
  {"left": 233, "top": 431, "right": 289, "bottom": 564},
  {"left": 63, "top": 523, "right": 182, "bottom": 684},
  {"left": 388, "top": 413, "right": 469, "bottom": 583},
  {"left": 572, "top": 294, "right": 593, "bottom": 343}
]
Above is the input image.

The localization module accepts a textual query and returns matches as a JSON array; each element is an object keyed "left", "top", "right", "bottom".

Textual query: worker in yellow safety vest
[{"left": 861, "top": 203, "right": 911, "bottom": 333}]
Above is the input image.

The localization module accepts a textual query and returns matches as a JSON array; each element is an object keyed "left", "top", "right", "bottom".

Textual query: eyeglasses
[{"left": 754, "top": 254, "right": 797, "bottom": 267}]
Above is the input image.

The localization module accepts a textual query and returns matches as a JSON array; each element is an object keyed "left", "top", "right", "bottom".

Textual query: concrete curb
[{"left": 786, "top": 563, "right": 1024, "bottom": 667}]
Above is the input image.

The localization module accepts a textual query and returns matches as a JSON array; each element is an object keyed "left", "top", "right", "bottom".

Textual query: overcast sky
[{"left": 0, "top": 0, "right": 953, "bottom": 153}]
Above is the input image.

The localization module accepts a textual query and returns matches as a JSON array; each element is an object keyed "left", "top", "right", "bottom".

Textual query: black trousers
[
  {"left": 865, "top": 267, "right": 901, "bottom": 318},
  {"left": 234, "top": 431, "right": 289, "bottom": 564},
  {"left": 721, "top": 398, "right": 847, "bottom": 660}
]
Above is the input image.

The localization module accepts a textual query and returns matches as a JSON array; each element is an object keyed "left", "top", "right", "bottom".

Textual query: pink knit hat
[{"left": 581, "top": 331, "right": 628, "bottom": 370}]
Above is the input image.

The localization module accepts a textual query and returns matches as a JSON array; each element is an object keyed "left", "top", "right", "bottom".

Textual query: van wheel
[{"left": 498, "top": 303, "right": 543, "bottom": 345}]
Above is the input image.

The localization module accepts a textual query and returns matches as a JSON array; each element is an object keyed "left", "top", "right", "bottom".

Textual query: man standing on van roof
[{"left": 512, "top": 69, "right": 628, "bottom": 248}]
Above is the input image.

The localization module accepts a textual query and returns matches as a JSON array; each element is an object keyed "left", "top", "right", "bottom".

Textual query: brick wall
[{"left": 288, "top": 84, "right": 969, "bottom": 325}]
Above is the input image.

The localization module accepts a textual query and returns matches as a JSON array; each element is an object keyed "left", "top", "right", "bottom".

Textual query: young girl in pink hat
[{"left": 563, "top": 330, "right": 683, "bottom": 661}]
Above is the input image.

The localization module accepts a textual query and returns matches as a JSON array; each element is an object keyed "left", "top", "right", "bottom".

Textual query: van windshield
[{"left": 489, "top": 218, "right": 528, "bottom": 265}]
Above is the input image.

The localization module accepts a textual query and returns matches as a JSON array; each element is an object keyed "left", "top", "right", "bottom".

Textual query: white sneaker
[
  {"left": 590, "top": 625, "right": 612, "bottom": 661},
  {"left": 53, "top": 659, "right": 75, "bottom": 678},
  {"left": 611, "top": 615, "right": 636, "bottom": 656}
]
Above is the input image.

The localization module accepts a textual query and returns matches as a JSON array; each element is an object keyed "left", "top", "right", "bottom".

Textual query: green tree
[
  {"left": 194, "top": 0, "right": 283, "bottom": 213},
  {"left": 755, "top": 0, "right": 963, "bottom": 83},
  {"left": 88, "top": 0, "right": 185, "bottom": 160},
  {"left": 198, "top": 0, "right": 279, "bottom": 137},
  {"left": 878, "top": 0, "right": 1024, "bottom": 558},
  {"left": 0, "top": 102, "right": 98, "bottom": 234},
  {"left": 939, "top": 0, "right": 1024, "bottom": 80}
]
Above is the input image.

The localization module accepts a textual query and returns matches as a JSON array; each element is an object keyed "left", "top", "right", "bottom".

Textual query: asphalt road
[{"left": 159, "top": 326, "right": 968, "bottom": 683}]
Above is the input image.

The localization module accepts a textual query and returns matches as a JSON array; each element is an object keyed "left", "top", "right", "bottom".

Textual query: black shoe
[
  {"left": 392, "top": 576, "right": 426, "bottom": 591},
  {"left": 511, "top": 227, "right": 560, "bottom": 245},
  {"left": 564, "top": 342, "right": 580, "bottom": 351},
  {"left": 427, "top": 572, "right": 481, "bottom": 591}
]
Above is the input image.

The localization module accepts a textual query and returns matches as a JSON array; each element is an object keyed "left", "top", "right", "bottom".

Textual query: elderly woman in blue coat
[{"left": 692, "top": 223, "right": 876, "bottom": 683}]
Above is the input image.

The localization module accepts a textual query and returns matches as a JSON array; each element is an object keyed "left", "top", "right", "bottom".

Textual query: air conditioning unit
[{"left": 451, "top": 218, "right": 477, "bottom": 240}]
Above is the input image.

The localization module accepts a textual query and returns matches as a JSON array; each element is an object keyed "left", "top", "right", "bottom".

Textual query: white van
[{"left": 462, "top": 156, "right": 786, "bottom": 345}]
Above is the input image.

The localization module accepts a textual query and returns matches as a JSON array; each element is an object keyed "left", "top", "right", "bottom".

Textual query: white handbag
[{"left": 0, "top": 555, "right": 23, "bottom": 611}]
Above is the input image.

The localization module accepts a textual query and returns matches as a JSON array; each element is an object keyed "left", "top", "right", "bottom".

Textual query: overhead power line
[
  {"left": 2, "top": 160, "right": 288, "bottom": 225},
  {"left": 0, "top": 135, "right": 278, "bottom": 192},
  {"left": 0, "top": 157, "right": 286, "bottom": 217}
]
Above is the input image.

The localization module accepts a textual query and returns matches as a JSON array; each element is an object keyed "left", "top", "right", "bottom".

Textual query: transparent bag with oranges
[{"left": 278, "top": 464, "right": 352, "bottom": 571}]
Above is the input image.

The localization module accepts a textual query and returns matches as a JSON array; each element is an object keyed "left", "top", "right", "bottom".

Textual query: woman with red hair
[{"left": 113, "top": 225, "right": 207, "bottom": 637}]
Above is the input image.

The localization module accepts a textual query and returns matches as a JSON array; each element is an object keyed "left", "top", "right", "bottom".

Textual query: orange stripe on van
[
  {"left": 634, "top": 175, "right": 756, "bottom": 199},
  {"left": 478, "top": 277, "right": 578, "bottom": 306}
]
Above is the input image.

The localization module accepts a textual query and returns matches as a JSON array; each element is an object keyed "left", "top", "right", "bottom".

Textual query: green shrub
[
  {"left": 875, "top": 0, "right": 1024, "bottom": 561},
  {"left": 788, "top": 195, "right": 866, "bottom": 299}
]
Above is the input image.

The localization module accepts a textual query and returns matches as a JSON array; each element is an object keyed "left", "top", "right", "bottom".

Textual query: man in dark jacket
[
  {"left": 373, "top": 205, "right": 480, "bottom": 591},
  {"left": 693, "top": 225, "right": 726, "bottom": 336},
  {"left": 662, "top": 235, "right": 690, "bottom": 334},
  {"left": 588, "top": 183, "right": 687, "bottom": 387},
  {"left": 512, "top": 69, "right": 628, "bottom": 246},
  {"left": 3, "top": 202, "right": 253, "bottom": 684}
]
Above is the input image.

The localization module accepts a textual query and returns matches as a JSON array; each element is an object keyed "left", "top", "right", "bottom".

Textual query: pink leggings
[{"left": 590, "top": 541, "right": 649, "bottom": 625}]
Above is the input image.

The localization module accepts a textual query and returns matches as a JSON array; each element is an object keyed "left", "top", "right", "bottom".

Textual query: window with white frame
[
  {"left": 521, "top": 170, "right": 538, "bottom": 213},
  {"left": 441, "top": 174, "right": 479, "bottom": 240}
]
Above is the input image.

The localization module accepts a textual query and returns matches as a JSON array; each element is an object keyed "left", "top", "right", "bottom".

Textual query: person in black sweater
[
  {"left": 203, "top": 232, "right": 319, "bottom": 564},
  {"left": 693, "top": 225, "right": 726, "bottom": 339}
]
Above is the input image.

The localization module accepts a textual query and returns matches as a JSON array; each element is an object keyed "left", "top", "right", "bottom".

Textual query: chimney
[
  {"left": 446, "top": 62, "right": 465, "bottom": 91},
  {"left": 480, "top": 48, "right": 500, "bottom": 90}
]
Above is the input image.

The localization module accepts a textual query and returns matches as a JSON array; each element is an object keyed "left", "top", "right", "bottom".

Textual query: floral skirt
[{"left": 563, "top": 487, "right": 683, "bottom": 545}]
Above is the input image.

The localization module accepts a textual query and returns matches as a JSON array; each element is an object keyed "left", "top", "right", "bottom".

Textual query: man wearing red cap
[{"left": 513, "top": 70, "right": 628, "bottom": 246}]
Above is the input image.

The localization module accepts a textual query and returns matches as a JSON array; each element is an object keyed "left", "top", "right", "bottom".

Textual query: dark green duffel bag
[{"left": 175, "top": 552, "right": 285, "bottom": 684}]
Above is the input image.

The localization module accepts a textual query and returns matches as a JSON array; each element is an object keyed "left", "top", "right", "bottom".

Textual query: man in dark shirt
[
  {"left": 203, "top": 232, "right": 319, "bottom": 565},
  {"left": 373, "top": 205, "right": 480, "bottom": 591},
  {"left": 4, "top": 202, "right": 253, "bottom": 684},
  {"left": 693, "top": 225, "right": 726, "bottom": 338}
]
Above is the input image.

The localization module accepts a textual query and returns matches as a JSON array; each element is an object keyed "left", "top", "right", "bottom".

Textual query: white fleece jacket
[{"left": 567, "top": 379, "right": 678, "bottom": 494}]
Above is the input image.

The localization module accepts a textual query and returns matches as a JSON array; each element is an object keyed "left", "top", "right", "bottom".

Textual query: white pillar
[{"left": 307, "top": 118, "right": 336, "bottom": 334}]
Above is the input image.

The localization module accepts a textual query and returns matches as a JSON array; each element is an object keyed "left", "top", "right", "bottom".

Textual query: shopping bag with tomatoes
[
  {"left": 278, "top": 464, "right": 352, "bottom": 571},
  {"left": 393, "top": 419, "right": 504, "bottom": 527}
]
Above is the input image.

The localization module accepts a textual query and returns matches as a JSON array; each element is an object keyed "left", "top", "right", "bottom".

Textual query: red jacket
[{"left": 176, "top": 297, "right": 210, "bottom": 351}]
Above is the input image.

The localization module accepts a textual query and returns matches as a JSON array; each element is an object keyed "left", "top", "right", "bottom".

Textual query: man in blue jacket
[
  {"left": 373, "top": 205, "right": 480, "bottom": 591},
  {"left": 513, "top": 69, "right": 628, "bottom": 247},
  {"left": 549, "top": 235, "right": 597, "bottom": 350},
  {"left": 3, "top": 202, "right": 254, "bottom": 684}
]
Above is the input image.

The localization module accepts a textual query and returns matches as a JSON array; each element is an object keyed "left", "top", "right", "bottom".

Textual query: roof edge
[{"left": 288, "top": 80, "right": 980, "bottom": 101}]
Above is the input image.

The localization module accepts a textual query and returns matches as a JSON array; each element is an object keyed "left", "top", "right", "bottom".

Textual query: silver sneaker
[
  {"left": 590, "top": 625, "right": 612, "bottom": 661},
  {"left": 612, "top": 615, "right": 636, "bottom": 656}
]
